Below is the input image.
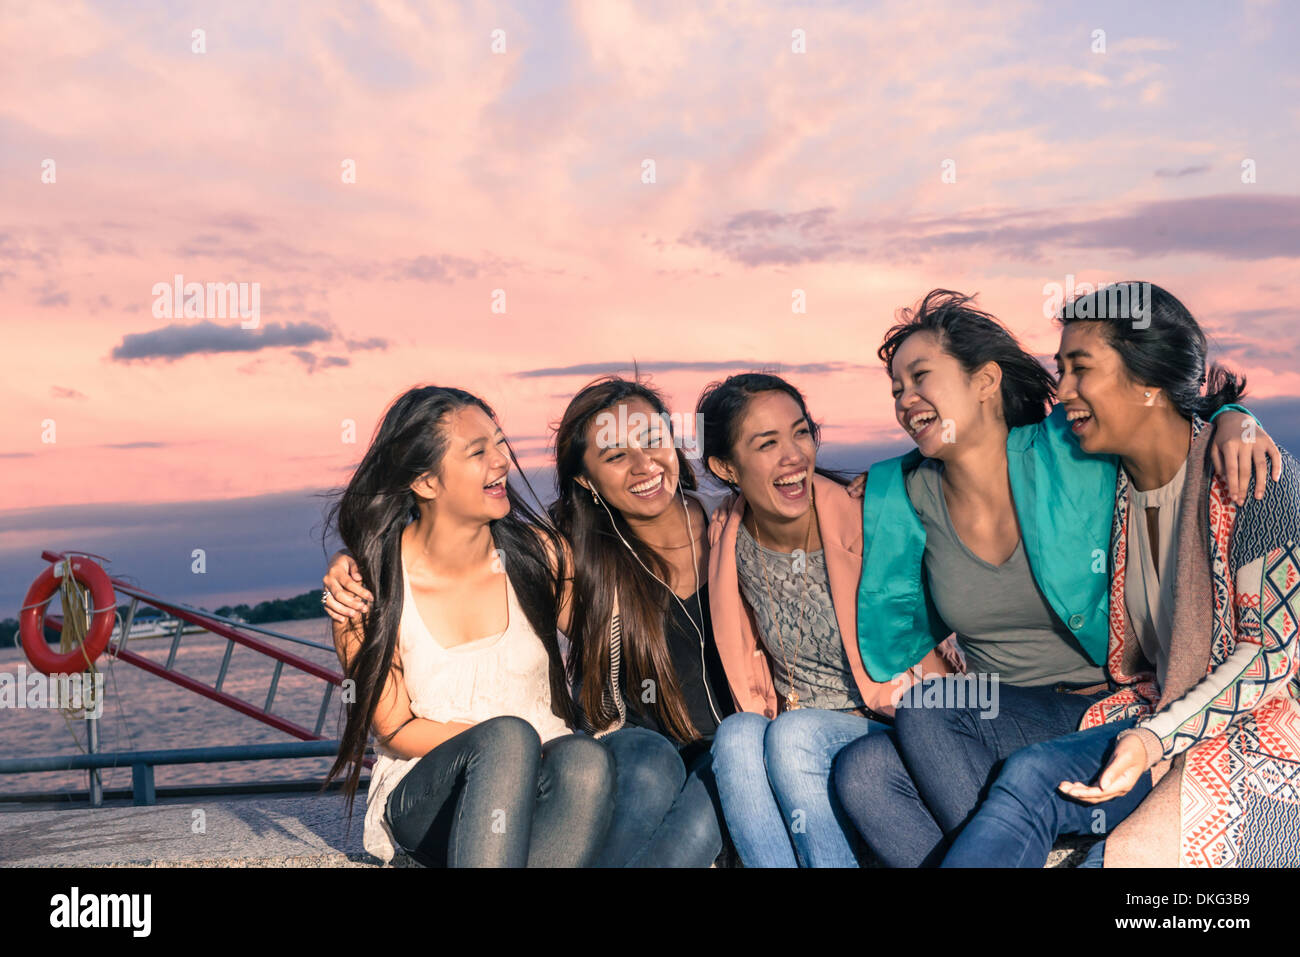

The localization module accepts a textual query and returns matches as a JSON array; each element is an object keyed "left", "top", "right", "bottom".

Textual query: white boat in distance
[{"left": 112, "top": 613, "right": 244, "bottom": 641}]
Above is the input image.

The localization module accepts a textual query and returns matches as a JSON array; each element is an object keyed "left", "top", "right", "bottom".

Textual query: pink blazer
[{"left": 707, "top": 472, "right": 953, "bottom": 718}]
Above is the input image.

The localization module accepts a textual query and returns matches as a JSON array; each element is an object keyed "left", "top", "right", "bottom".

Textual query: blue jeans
[
  {"left": 942, "top": 718, "right": 1152, "bottom": 867},
  {"left": 832, "top": 677, "right": 1108, "bottom": 867},
  {"left": 594, "top": 727, "right": 724, "bottom": 868},
  {"left": 711, "top": 708, "right": 886, "bottom": 867}
]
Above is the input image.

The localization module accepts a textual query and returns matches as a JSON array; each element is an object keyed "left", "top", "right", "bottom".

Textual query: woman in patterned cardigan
[{"left": 943, "top": 281, "right": 1300, "bottom": 868}]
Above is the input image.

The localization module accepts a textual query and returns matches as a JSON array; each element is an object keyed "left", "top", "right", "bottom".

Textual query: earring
[
  {"left": 1144, "top": 391, "right": 1152, "bottom": 398},
  {"left": 591, "top": 486, "right": 601, "bottom": 505}
]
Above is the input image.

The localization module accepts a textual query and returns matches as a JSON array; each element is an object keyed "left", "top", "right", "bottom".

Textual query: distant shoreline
[{"left": 2, "top": 589, "right": 330, "bottom": 647}]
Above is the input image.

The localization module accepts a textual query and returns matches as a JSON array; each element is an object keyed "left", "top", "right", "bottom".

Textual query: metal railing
[
  {"left": 0, "top": 740, "right": 373, "bottom": 807},
  {"left": 19, "top": 550, "right": 370, "bottom": 806}
]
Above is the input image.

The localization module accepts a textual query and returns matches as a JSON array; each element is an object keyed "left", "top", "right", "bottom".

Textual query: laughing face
[
  {"left": 1054, "top": 321, "right": 1152, "bottom": 457},
  {"left": 413, "top": 404, "right": 512, "bottom": 522},
  {"left": 580, "top": 397, "right": 682, "bottom": 522},
  {"left": 708, "top": 390, "right": 817, "bottom": 523},
  {"left": 890, "top": 330, "right": 997, "bottom": 459}
]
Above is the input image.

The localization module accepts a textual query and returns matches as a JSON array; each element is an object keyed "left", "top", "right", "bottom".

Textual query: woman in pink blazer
[{"left": 699, "top": 373, "right": 954, "bottom": 866}]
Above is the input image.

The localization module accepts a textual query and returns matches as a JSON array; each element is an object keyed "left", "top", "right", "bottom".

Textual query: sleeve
[
  {"left": 1207, "top": 403, "right": 1254, "bottom": 422},
  {"left": 1123, "top": 544, "right": 1300, "bottom": 766}
]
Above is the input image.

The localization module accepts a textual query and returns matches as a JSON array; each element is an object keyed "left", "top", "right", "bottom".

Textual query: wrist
[{"left": 1118, "top": 726, "right": 1164, "bottom": 769}]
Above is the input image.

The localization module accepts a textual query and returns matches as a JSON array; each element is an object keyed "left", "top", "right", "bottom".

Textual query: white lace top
[{"left": 362, "top": 551, "right": 571, "bottom": 863}]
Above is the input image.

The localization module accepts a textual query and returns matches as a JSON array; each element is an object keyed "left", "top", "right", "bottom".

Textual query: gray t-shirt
[
  {"left": 906, "top": 459, "right": 1104, "bottom": 688},
  {"left": 735, "top": 523, "right": 866, "bottom": 712}
]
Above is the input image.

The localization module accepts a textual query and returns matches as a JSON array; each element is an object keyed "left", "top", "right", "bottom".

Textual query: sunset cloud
[
  {"left": 109, "top": 320, "right": 333, "bottom": 361},
  {"left": 3, "top": 0, "right": 1298, "bottom": 612}
]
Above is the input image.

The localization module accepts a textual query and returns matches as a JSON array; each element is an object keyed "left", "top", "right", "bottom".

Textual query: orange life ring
[{"left": 20, "top": 557, "right": 116, "bottom": 675}]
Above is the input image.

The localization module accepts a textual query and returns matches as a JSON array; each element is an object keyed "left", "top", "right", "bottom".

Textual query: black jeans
[
  {"left": 385, "top": 715, "right": 614, "bottom": 867},
  {"left": 833, "top": 678, "right": 1108, "bottom": 867}
]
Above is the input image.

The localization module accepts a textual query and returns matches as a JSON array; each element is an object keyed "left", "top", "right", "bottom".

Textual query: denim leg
[
  {"left": 894, "top": 678, "right": 1103, "bottom": 837},
  {"left": 711, "top": 711, "right": 797, "bottom": 867},
  {"left": 1078, "top": 839, "right": 1107, "bottom": 868},
  {"left": 833, "top": 728, "right": 947, "bottom": 867},
  {"left": 592, "top": 727, "right": 687, "bottom": 867},
  {"left": 630, "top": 747, "right": 725, "bottom": 868},
  {"left": 385, "top": 714, "right": 540, "bottom": 868},
  {"left": 942, "top": 718, "right": 1150, "bottom": 868},
  {"left": 763, "top": 709, "right": 886, "bottom": 867},
  {"left": 527, "top": 733, "right": 615, "bottom": 868}
]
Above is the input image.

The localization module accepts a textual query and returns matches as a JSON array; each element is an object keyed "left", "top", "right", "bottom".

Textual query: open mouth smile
[{"left": 773, "top": 469, "right": 808, "bottom": 500}]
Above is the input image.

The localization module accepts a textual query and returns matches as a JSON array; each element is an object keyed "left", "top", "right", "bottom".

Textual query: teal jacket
[
  {"left": 856, "top": 402, "right": 1252, "bottom": 681},
  {"left": 857, "top": 404, "right": 1117, "bottom": 681}
]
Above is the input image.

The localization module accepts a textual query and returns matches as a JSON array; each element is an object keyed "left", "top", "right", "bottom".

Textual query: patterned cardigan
[{"left": 1078, "top": 416, "right": 1300, "bottom": 867}]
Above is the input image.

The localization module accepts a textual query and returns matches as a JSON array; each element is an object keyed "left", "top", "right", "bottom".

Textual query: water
[{"left": 0, "top": 619, "right": 354, "bottom": 798}]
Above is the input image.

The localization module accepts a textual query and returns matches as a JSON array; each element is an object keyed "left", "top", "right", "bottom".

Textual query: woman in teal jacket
[{"left": 831, "top": 289, "right": 1279, "bottom": 867}]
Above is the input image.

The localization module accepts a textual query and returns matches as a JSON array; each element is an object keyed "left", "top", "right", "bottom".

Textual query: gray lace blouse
[{"left": 735, "top": 523, "right": 866, "bottom": 712}]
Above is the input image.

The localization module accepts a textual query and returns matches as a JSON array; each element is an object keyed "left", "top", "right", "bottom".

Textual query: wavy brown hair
[{"left": 550, "top": 375, "right": 701, "bottom": 744}]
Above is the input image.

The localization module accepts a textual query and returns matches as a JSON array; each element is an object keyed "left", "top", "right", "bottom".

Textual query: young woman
[
  {"left": 832, "top": 289, "right": 1280, "bottom": 866},
  {"left": 552, "top": 375, "right": 734, "bottom": 867},
  {"left": 943, "top": 283, "right": 1300, "bottom": 868},
  {"left": 701, "top": 373, "right": 957, "bottom": 867},
  {"left": 321, "top": 385, "right": 613, "bottom": 867}
]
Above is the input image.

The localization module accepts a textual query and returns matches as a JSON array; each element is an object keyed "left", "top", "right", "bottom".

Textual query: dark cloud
[
  {"left": 683, "top": 194, "right": 1300, "bottom": 266},
  {"left": 34, "top": 280, "right": 69, "bottom": 307},
  {"left": 50, "top": 386, "right": 87, "bottom": 401},
  {"left": 101, "top": 441, "right": 170, "bottom": 449},
  {"left": 391, "top": 254, "right": 481, "bottom": 282},
  {"left": 291, "top": 350, "right": 351, "bottom": 373},
  {"left": 1154, "top": 165, "right": 1211, "bottom": 178},
  {"left": 110, "top": 320, "right": 332, "bottom": 361},
  {"left": 515, "top": 359, "right": 873, "bottom": 378},
  {"left": 0, "top": 452, "right": 35, "bottom": 459},
  {"left": 209, "top": 213, "right": 262, "bottom": 234},
  {"left": 344, "top": 336, "right": 389, "bottom": 351}
]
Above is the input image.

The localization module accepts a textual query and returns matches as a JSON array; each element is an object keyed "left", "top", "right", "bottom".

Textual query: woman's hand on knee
[{"left": 1057, "top": 735, "right": 1147, "bottom": 803}]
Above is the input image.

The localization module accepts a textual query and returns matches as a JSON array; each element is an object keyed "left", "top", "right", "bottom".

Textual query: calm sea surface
[{"left": 0, "top": 619, "right": 352, "bottom": 797}]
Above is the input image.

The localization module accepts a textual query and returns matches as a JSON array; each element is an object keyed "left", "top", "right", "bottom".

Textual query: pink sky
[{"left": 4, "top": 0, "right": 1299, "bottom": 518}]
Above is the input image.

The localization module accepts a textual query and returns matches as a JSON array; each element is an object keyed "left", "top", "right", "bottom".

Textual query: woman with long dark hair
[
  {"left": 701, "top": 372, "right": 958, "bottom": 867},
  {"left": 551, "top": 375, "right": 734, "bottom": 867},
  {"left": 321, "top": 385, "right": 613, "bottom": 867},
  {"left": 944, "top": 282, "right": 1300, "bottom": 868},
  {"left": 833, "top": 288, "right": 1280, "bottom": 867}
]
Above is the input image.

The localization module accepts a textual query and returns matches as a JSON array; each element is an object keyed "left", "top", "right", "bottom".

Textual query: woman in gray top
[{"left": 832, "top": 289, "right": 1278, "bottom": 867}]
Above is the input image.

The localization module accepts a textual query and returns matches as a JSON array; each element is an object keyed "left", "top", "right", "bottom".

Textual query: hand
[
  {"left": 1057, "top": 734, "right": 1148, "bottom": 804},
  {"left": 1210, "top": 412, "right": 1282, "bottom": 506},
  {"left": 847, "top": 471, "right": 868, "bottom": 500},
  {"left": 322, "top": 550, "right": 372, "bottom": 623}
]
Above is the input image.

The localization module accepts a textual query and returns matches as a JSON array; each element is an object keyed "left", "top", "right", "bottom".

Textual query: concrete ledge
[
  {"left": 0, "top": 793, "right": 381, "bottom": 868},
  {"left": 0, "top": 790, "right": 1096, "bottom": 868}
]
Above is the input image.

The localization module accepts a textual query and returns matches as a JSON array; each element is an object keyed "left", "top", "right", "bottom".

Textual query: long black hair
[
  {"left": 696, "top": 372, "right": 846, "bottom": 489},
  {"left": 322, "top": 385, "right": 573, "bottom": 814},
  {"left": 1057, "top": 281, "right": 1246, "bottom": 419},
  {"left": 878, "top": 289, "right": 1055, "bottom": 428},
  {"left": 550, "top": 375, "right": 702, "bottom": 743}
]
